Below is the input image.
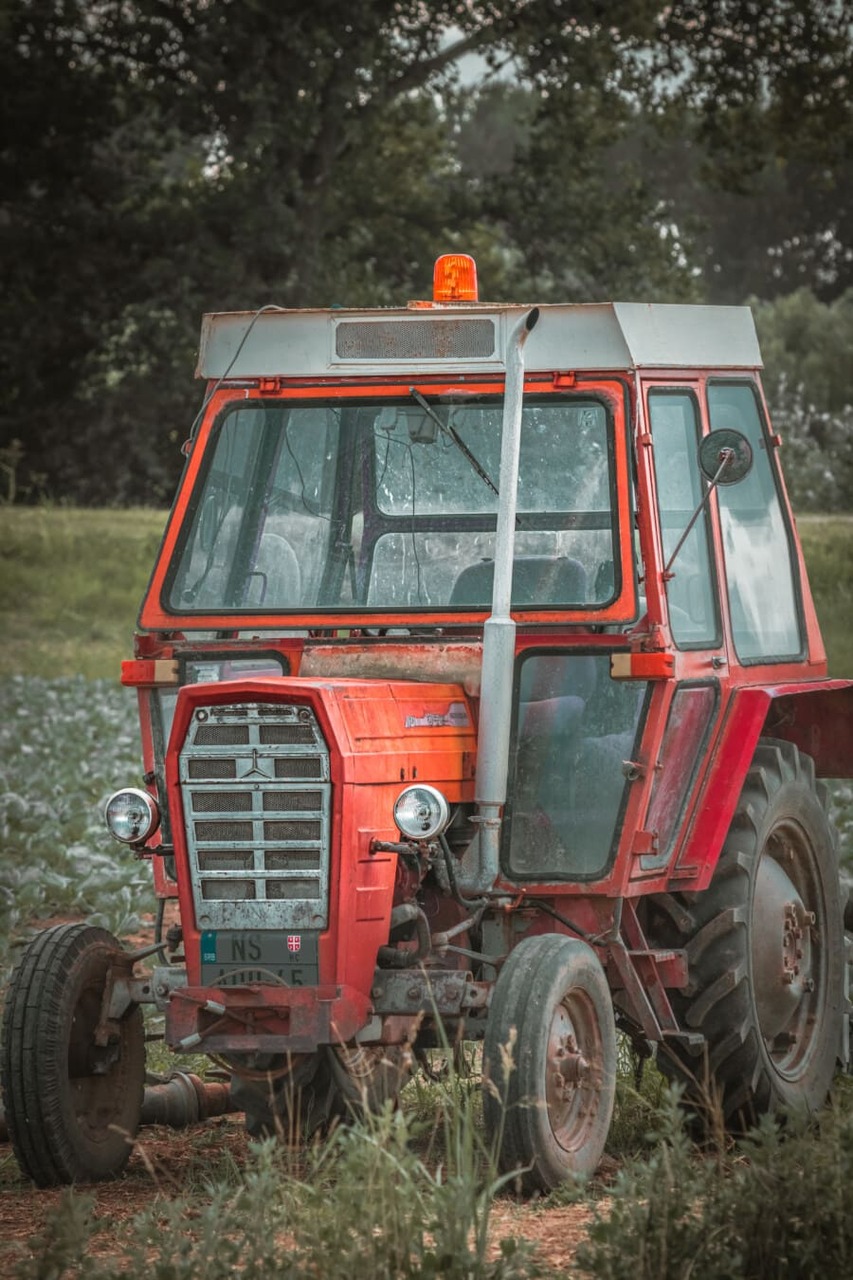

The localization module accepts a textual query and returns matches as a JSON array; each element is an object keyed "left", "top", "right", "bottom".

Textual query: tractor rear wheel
[
  {"left": 654, "top": 738, "right": 844, "bottom": 1129},
  {"left": 482, "top": 934, "right": 616, "bottom": 1194},
  {"left": 1, "top": 923, "right": 145, "bottom": 1186}
]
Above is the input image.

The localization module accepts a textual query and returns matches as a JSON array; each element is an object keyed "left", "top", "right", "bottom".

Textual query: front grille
[{"left": 179, "top": 703, "right": 331, "bottom": 930}]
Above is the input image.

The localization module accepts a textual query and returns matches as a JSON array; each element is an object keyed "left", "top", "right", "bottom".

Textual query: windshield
[{"left": 166, "top": 393, "right": 621, "bottom": 615}]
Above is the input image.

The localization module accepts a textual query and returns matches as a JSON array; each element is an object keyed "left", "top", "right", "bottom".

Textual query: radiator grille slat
[
  {"left": 193, "top": 791, "right": 253, "bottom": 813},
  {"left": 198, "top": 851, "right": 254, "bottom": 871},
  {"left": 195, "top": 820, "right": 254, "bottom": 842},
  {"left": 180, "top": 703, "right": 330, "bottom": 931},
  {"left": 263, "top": 819, "right": 321, "bottom": 842},
  {"left": 189, "top": 758, "right": 237, "bottom": 779},
  {"left": 259, "top": 724, "right": 316, "bottom": 745},
  {"left": 194, "top": 725, "right": 251, "bottom": 746},
  {"left": 263, "top": 791, "right": 322, "bottom": 812},
  {"left": 275, "top": 758, "right": 323, "bottom": 779}
]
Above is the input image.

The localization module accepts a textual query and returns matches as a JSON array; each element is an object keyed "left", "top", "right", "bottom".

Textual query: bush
[
  {"left": 768, "top": 383, "right": 853, "bottom": 513},
  {"left": 577, "top": 1089, "right": 853, "bottom": 1280}
]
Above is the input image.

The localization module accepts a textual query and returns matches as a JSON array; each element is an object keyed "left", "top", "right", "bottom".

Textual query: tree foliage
[
  {"left": 753, "top": 288, "right": 853, "bottom": 512},
  {"left": 2, "top": 0, "right": 852, "bottom": 504}
]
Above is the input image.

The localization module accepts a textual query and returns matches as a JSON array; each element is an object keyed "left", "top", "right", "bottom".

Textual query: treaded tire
[
  {"left": 327, "top": 1044, "right": 411, "bottom": 1116},
  {"left": 1, "top": 923, "right": 145, "bottom": 1186},
  {"left": 231, "top": 1045, "right": 411, "bottom": 1140},
  {"left": 482, "top": 934, "right": 616, "bottom": 1194},
  {"left": 229, "top": 1053, "right": 329, "bottom": 1141},
  {"left": 653, "top": 738, "right": 844, "bottom": 1129}
]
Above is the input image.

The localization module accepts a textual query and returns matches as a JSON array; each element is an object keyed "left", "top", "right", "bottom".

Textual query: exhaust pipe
[{"left": 461, "top": 306, "right": 540, "bottom": 894}]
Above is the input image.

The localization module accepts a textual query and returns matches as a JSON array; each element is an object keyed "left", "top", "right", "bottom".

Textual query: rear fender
[{"left": 671, "top": 679, "right": 853, "bottom": 893}]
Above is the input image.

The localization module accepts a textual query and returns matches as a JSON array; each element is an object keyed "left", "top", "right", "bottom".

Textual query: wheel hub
[
  {"left": 546, "top": 999, "right": 601, "bottom": 1142},
  {"left": 752, "top": 841, "right": 819, "bottom": 1047}
]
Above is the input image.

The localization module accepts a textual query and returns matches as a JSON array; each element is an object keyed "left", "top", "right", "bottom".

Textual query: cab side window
[
  {"left": 708, "top": 382, "right": 802, "bottom": 662},
  {"left": 648, "top": 391, "right": 719, "bottom": 648}
]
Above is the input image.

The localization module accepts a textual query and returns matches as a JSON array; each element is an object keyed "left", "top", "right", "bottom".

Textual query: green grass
[
  {"left": 0, "top": 507, "right": 166, "bottom": 680},
  {"left": 1, "top": 507, "right": 850, "bottom": 679}
]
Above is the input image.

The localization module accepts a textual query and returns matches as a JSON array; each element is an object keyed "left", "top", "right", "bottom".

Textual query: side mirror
[{"left": 698, "top": 428, "right": 753, "bottom": 486}]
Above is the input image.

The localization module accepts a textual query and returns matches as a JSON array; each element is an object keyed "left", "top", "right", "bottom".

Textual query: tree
[
  {"left": 752, "top": 288, "right": 853, "bottom": 512},
  {"left": 2, "top": 0, "right": 852, "bottom": 503},
  {"left": 650, "top": 1, "right": 853, "bottom": 301}
]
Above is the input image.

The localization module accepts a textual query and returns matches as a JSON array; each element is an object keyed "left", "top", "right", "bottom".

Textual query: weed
[
  {"left": 0, "top": 507, "right": 166, "bottom": 680},
  {"left": 9, "top": 1189, "right": 95, "bottom": 1279},
  {"left": 576, "top": 1090, "right": 853, "bottom": 1280},
  {"left": 12, "top": 1109, "right": 542, "bottom": 1280}
]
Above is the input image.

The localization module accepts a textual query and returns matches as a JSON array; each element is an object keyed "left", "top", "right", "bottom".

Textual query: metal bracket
[{"left": 370, "top": 968, "right": 488, "bottom": 1017}]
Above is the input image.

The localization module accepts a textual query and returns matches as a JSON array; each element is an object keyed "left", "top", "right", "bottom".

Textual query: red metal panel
[
  {"left": 165, "top": 983, "right": 370, "bottom": 1053},
  {"left": 672, "top": 679, "right": 853, "bottom": 892},
  {"left": 763, "top": 681, "right": 853, "bottom": 778}
]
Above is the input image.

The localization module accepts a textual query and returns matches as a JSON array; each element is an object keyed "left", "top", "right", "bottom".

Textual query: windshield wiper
[{"left": 409, "top": 388, "right": 499, "bottom": 497}]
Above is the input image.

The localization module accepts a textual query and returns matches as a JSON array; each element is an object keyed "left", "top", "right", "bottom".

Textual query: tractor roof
[{"left": 196, "top": 301, "right": 762, "bottom": 382}]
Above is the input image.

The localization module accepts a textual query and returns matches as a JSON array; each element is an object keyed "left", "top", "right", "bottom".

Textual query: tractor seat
[{"left": 450, "top": 555, "right": 588, "bottom": 608}]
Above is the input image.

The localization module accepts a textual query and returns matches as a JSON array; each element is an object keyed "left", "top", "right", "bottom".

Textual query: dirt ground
[{"left": 0, "top": 1117, "right": 605, "bottom": 1273}]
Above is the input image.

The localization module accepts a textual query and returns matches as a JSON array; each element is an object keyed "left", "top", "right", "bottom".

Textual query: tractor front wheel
[
  {"left": 482, "top": 934, "right": 616, "bottom": 1194},
  {"left": 655, "top": 738, "right": 844, "bottom": 1128},
  {"left": 1, "top": 923, "right": 145, "bottom": 1186}
]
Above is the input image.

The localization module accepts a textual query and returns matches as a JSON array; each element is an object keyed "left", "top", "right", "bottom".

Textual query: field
[
  {"left": 1, "top": 507, "right": 853, "bottom": 1276},
  {"left": 0, "top": 507, "right": 167, "bottom": 681}
]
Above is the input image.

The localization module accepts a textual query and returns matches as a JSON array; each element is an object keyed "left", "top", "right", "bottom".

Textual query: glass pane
[
  {"left": 643, "top": 684, "right": 716, "bottom": 866},
  {"left": 374, "top": 399, "right": 611, "bottom": 516},
  {"left": 648, "top": 392, "right": 719, "bottom": 646},
  {"left": 169, "top": 406, "right": 339, "bottom": 611},
  {"left": 166, "top": 395, "right": 622, "bottom": 615},
  {"left": 506, "top": 653, "right": 647, "bottom": 879},
  {"left": 709, "top": 383, "right": 802, "bottom": 661},
  {"left": 368, "top": 529, "right": 614, "bottom": 609}
]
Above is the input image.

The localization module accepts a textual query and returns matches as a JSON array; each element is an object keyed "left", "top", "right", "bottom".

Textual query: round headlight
[
  {"left": 105, "top": 788, "right": 160, "bottom": 844},
  {"left": 393, "top": 785, "right": 451, "bottom": 841}
]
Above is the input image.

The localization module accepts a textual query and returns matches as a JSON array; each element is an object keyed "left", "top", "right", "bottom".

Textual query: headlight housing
[
  {"left": 105, "top": 788, "right": 160, "bottom": 844},
  {"left": 393, "top": 785, "right": 451, "bottom": 841}
]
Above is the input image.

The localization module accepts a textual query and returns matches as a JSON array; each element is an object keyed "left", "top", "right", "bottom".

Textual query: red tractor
[{"left": 4, "top": 254, "right": 852, "bottom": 1190}]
